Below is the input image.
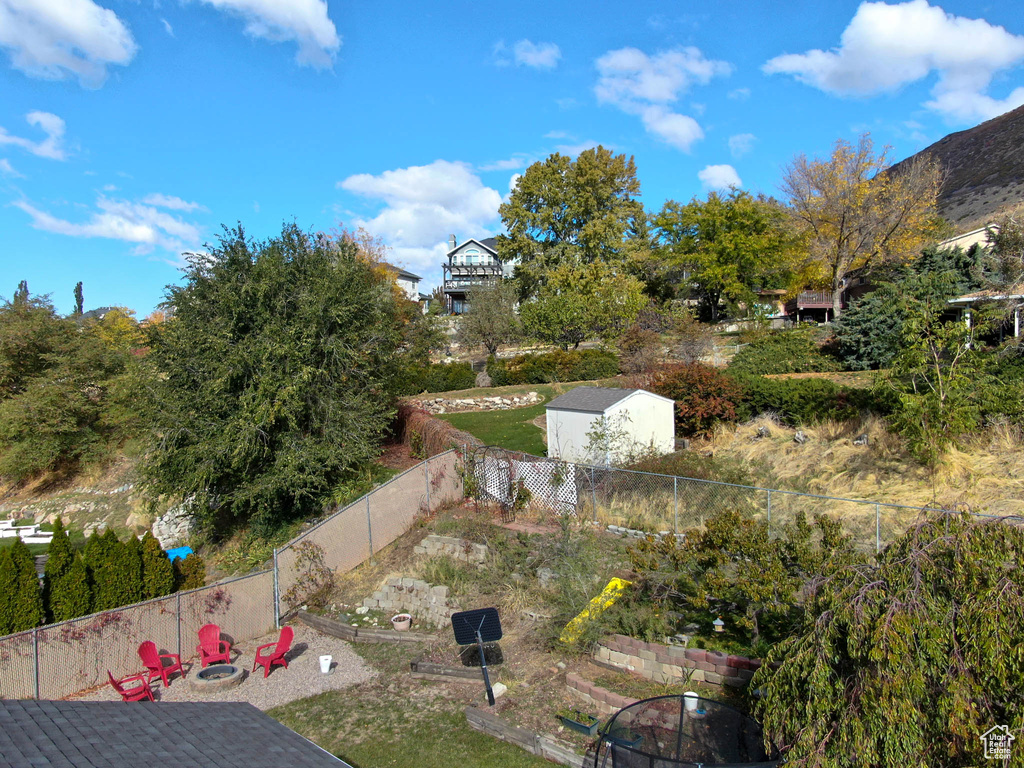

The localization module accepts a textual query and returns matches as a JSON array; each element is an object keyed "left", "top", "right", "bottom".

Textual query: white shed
[{"left": 545, "top": 386, "right": 675, "bottom": 465}]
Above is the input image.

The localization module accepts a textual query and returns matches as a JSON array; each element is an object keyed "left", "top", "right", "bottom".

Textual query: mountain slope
[{"left": 891, "top": 104, "right": 1024, "bottom": 231}]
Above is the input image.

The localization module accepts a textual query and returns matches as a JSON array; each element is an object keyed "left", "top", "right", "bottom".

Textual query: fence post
[
  {"left": 176, "top": 592, "right": 182, "bottom": 658},
  {"left": 876, "top": 504, "right": 881, "bottom": 554},
  {"left": 272, "top": 548, "right": 280, "bottom": 629},
  {"left": 424, "top": 461, "right": 432, "bottom": 512},
  {"left": 32, "top": 628, "right": 39, "bottom": 700},
  {"left": 366, "top": 495, "right": 375, "bottom": 564},
  {"left": 766, "top": 489, "right": 772, "bottom": 535},
  {"left": 590, "top": 466, "right": 598, "bottom": 523},
  {"left": 673, "top": 477, "right": 678, "bottom": 534}
]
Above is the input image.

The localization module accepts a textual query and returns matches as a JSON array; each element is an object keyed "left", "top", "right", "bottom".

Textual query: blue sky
[{"left": 1, "top": 0, "right": 1023, "bottom": 316}]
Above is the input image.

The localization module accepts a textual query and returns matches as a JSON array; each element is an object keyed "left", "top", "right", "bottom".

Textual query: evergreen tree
[
  {"left": 173, "top": 553, "right": 206, "bottom": 591},
  {"left": 0, "top": 547, "right": 15, "bottom": 634},
  {"left": 56, "top": 555, "right": 93, "bottom": 620},
  {"left": 7, "top": 538, "right": 42, "bottom": 631},
  {"left": 73, "top": 282, "right": 84, "bottom": 316},
  {"left": 140, "top": 533, "right": 174, "bottom": 600},
  {"left": 123, "top": 536, "right": 143, "bottom": 605},
  {"left": 42, "top": 518, "right": 73, "bottom": 622},
  {"left": 89, "top": 530, "right": 128, "bottom": 611}
]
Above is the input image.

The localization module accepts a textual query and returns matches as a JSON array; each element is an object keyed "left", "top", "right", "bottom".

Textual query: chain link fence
[
  {"left": 465, "top": 447, "right": 1019, "bottom": 554},
  {"left": 0, "top": 450, "right": 461, "bottom": 700}
]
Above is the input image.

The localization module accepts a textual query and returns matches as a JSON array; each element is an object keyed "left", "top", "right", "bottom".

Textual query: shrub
[
  {"left": 648, "top": 363, "right": 743, "bottom": 436},
  {"left": 141, "top": 532, "right": 175, "bottom": 600},
  {"left": 488, "top": 349, "right": 619, "bottom": 386},
  {"left": 398, "top": 361, "right": 477, "bottom": 395},
  {"left": 728, "top": 328, "right": 840, "bottom": 376},
  {"left": 173, "top": 553, "right": 206, "bottom": 591},
  {"left": 754, "top": 513, "right": 1024, "bottom": 767},
  {"left": 617, "top": 325, "right": 661, "bottom": 374},
  {"left": 731, "top": 373, "right": 888, "bottom": 426},
  {"left": 0, "top": 538, "right": 44, "bottom": 632}
]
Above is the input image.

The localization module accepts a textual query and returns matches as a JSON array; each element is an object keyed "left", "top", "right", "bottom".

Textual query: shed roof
[
  {"left": 546, "top": 386, "right": 671, "bottom": 414},
  {"left": 0, "top": 700, "right": 351, "bottom": 768}
]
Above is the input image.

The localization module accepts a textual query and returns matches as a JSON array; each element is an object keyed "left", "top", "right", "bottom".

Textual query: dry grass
[{"left": 703, "top": 415, "right": 1024, "bottom": 516}]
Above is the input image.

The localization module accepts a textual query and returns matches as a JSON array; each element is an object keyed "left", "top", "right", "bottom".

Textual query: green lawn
[
  {"left": 437, "top": 402, "right": 548, "bottom": 455},
  {"left": 427, "top": 378, "right": 624, "bottom": 456},
  {"left": 270, "top": 641, "right": 551, "bottom": 768}
]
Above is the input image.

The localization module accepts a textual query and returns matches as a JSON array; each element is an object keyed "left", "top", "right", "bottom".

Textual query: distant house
[
  {"left": 382, "top": 263, "right": 423, "bottom": 302},
  {"left": 442, "top": 235, "right": 516, "bottom": 314},
  {"left": 948, "top": 289, "right": 1023, "bottom": 337},
  {"left": 0, "top": 700, "right": 352, "bottom": 767},
  {"left": 936, "top": 223, "right": 998, "bottom": 253},
  {"left": 546, "top": 386, "right": 675, "bottom": 465}
]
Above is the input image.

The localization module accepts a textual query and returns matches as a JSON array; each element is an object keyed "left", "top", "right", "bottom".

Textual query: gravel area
[{"left": 73, "top": 623, "right": 376, "bottom": 710}]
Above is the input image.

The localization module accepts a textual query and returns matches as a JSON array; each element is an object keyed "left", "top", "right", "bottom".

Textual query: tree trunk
[{"left": 831, "top": 277, "right": 843, "bottom": 320}]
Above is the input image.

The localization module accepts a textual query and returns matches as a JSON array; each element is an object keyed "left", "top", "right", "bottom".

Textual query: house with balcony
[{"left": 442, "top": 235, "right": 516, "bottom": 314}]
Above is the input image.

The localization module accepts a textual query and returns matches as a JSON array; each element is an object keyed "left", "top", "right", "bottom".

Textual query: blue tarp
[{"left": 166, "top": 546, "right": 193, "bottom": 562}]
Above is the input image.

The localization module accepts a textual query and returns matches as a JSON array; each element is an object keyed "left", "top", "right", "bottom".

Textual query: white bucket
[
  {"left": 319, "top": 655, "right": 332, "bottom": 674},
  {"left": 683, "top": 691, "right": 699, "bottom": 711}
]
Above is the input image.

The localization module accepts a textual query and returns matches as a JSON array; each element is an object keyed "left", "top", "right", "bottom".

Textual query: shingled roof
[
  {"left": 0, "top": 700, "right": 351, "bottom": 768},
  {"left": 546, "top": 386, "right": 640, "bottom": 414}
]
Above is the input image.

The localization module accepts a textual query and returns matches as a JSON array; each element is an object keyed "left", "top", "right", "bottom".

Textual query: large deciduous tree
[
  {"left": 456, "top": 280, "right": 521, "bottom": 355},
  {"left": 142, "top": 223, "right": 405, "bottom": 539},
  {"left": 781, "top": 134, "right": 941, "bottom": 318},
  {"left": 497, "top": 146, "right": 647, "bottom": 288},
  {"left": 654, "top": 190, "right": 801, "bottom": 321},
  {"left": 754, "top": 513, "right": 1024, "bottom": 768}
]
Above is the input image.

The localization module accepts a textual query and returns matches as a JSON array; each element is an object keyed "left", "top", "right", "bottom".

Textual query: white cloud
[
  {"left": 199, "top": 0, "right": 340, "bottom": 69},
  {"left": 594, "top": 46, "right": 731, "bottom": 151},
  {"left": 478, "top": 155, "right": 532, "bottom": 172},
  {"left": 763, "top": 0, "right": 1024, "bottom": 122},
  {"left": 698, "top": 164, "right": 742, "bottom": 190},
  {"left": 161, "top": 18, "right": 174, "bottom": 37},
  {"left": 13, "top": 194, "right": 204, "bottom": 253},
  {"left": 728, "top": 132, "right": 756, "bottom": 158},
  {"left": 513, "top": 39, "right": 561, "bottom": 69},
  {"left": 338, "top": 160, "right": 502, "bottom": 274},
  {"left": 0, "top": 158, "right": 24, "bottom": 178},
  {"left": 0, "top": 111, "right": 67, "bottom": 160},
  {"left": 0, "top": 0, "right": 136, "bottom": 87},
  {"left": 141, "top": 192, "right": 207, "bottom": 212},
  {"left": 728, "top": 87, "right": 751, "bottom": 100}
]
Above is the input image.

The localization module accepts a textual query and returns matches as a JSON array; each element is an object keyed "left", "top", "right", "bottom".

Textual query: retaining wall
[{"left": 595, "top": 634, "right": 760, "bottom": 689}]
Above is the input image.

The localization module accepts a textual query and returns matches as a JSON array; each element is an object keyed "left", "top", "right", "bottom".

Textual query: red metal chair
[
  {"left": 196, "top": 623, "right": 232, "bottom": 668},
  {"left": 107, "top": 670, "right": 155, "bottom": 702},
  {"left": 138, "top": 641, "right": 185, "bottom": 686},
  {"left": 253, "top": 626, "right": 294, "bottom": 678}
]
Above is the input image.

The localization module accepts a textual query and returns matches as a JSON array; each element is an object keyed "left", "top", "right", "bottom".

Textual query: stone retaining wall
[
  {"left": 296, "top": 610, "right": 434, "bottom": 644},
  {"left": 565, "top": 672, "right": 639, "bottom": 716},
  {"left": 361, "top": 576, "right": 460, "bottom": 626},
  {"left": 413, "top": 534, "right": 488, "bottom": 565},
  {"left": 596, "top": 634, "right": 760, "bottom": 690},
  {"left": 417, "top": 392, "right": 542, "bottom": 415}
]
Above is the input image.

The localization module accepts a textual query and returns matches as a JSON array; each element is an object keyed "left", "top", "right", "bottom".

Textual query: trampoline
[{"left": 593, "top": 694, "right": 778, "bottom": 768}]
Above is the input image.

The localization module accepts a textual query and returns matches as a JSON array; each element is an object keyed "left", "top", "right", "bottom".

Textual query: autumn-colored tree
[{"left": 781, "top": 134, "right": 941, "bottom": 318}]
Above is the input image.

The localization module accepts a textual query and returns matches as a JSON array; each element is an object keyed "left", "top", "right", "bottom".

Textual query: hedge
[
  {"left": 728, "top": 329, "right": 842, "bottom": 376},
  {"left": 730, "top": 373, "right": 890, "bottom": 426},
  {"left": 488, "top": 349, "right": 620, "bottom": 386}
]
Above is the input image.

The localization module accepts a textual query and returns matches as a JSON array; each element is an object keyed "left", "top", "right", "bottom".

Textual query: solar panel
[{"left": 451, "top": 607, "right": 502, "bottom": 645}]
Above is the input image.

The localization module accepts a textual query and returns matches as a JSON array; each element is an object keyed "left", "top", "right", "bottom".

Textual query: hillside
[{"left": 891, "top": 103, "right": 1024, "bottom": 231}]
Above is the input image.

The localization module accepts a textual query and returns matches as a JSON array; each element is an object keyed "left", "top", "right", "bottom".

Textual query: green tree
[
  {"left": 6, "top": 538, "right": 43, "bottom": 631},
  {"left": 53, "top": 554, "right": 92, "bottom": 621},
  {"left": 0, "top": 547, "right": 15, "bottom": 633},
  {"left": 981, "top": 215, "right": 1024, "bottom": 342},
  {"left": 498, "top": 146, "right": 646, "bottom": 288},
  {"left": 141, "top": 532, "right": 175, "bottom": 600},
  {"left": 455, "top": 281, "right": 521, "bottom": 355},
  {"left": 654, "top": 190, "right": 800, "bottom": 321},
  {"left": 173, "top": 553, "right": 206, "bottom": 591},
  {"left": 520, "top": 262, "right": 646, "bottom": 348},
  {"left": 781, "top": 134, "right": 941, "bottom": 318},
  {"left": 142, "top": 223, "right": 405, "bottom": 539},
  {"left": 73, "top": 282, "right": 84, "bottom": 316},
  {"left": 755, "top": 513, "right": 1024, "bottom": 768},
  {"left": 42, "top": 518, "right": 73, "bottom": 621}
]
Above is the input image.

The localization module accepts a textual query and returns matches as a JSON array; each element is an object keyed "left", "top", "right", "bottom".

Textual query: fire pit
[{"left": 189, "top": 664, "right": 244, "bottom": 692}]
